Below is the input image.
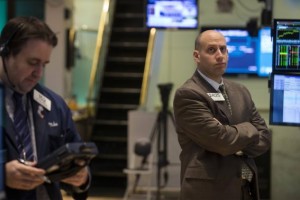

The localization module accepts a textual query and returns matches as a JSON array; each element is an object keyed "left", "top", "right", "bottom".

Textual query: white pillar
[{"left": 44, "top": 0, "right": 66, "bottom": 97}]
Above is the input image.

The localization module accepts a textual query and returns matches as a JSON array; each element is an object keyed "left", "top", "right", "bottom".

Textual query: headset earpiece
[
  {"left": 0, "top": 45, "right": 3, "bottom": 57},
  {"left": 0, "top": 23, "right": 25, "bottom": 58},
  {"left": 0, "top": 43, "right": 9, "bottom": 57}
]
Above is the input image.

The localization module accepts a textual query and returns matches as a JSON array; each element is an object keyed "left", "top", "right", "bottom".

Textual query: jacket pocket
[{"left": 48, "top": 130, "right": 66, "bottom": 149}]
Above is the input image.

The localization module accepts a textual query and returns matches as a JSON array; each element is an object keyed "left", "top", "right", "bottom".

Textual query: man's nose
[
  {"left": 33, "top": 65, "right": 44, "bottom": 77},
  {"left": 216, "top": 48, "right": 223, "bottom": 55},
  {"left": 216, "top": 49, "right": 224, "bottom": 58}
]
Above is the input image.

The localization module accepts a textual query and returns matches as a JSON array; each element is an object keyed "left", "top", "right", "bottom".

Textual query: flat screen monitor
[
  {"left": 273, "top": 19, "right": 300, "bottom": 72},
  {"left": 146, "top": 0, "right": 198, "bottom": 29},
  {"left": 201, "top": 27, "right": 257, "bottom": 76},
  {"left": 269, "top": 73, "right": 300, "bottom": 126},
  {"left": 257, "top": 27, "right": 273, "bottom": 77}
]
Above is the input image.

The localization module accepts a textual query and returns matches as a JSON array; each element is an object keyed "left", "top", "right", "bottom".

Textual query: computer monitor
[
  {"left": 273, "top": 19, "right": 300, "bottom": 72},
  {"left": 201, "top": 27, "right": 258, "bottom": 76},
  {"left": 257, "top": 27, "right": 273, "bottom": 77},
  {"left": 269, "top": 73, "right": 300, "bottom": 126},
  {"left": 146, "top": 0, "right": 198, "bottom": 29}
]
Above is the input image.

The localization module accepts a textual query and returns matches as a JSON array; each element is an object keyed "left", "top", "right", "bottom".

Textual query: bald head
[
  {"left": 195, "top": 30, "right": 226, "bottom": 50},
  {"left": 193, "top": 29, "right": 228, "bottom": 82}
]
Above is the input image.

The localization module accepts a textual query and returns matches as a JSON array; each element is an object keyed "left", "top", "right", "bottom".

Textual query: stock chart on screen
[{"left": 273, "top": 19, "right": 300, "bottom": 72}]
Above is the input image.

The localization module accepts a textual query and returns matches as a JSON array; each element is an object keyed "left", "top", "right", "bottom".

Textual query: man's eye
[
  {"left": 220, "top": 47, "right": 227, "bottom": 53},
  {"left": 208, "top": 48, "right": 216, "bottom": 53},
  {"left": 29, "top": 62, "right": 38, "bottom": 66}
]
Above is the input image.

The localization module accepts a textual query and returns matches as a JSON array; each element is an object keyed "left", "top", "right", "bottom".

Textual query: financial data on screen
[{"left": 273, "top": 19, "right": 300, "bottom": 71}]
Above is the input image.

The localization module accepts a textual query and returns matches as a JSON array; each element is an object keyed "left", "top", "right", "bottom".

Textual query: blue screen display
[
  {"left": 218, "top": 29, "right": 257, "bottom": 75},
  {"left": 146, "top": 0, "right": 198, "bottom": 29},
  {"left": 257, "top": 27, "right": 273, "bottom": 77},
  {"left": 201, "top": 27, "right": 273, "bottom": 77}
]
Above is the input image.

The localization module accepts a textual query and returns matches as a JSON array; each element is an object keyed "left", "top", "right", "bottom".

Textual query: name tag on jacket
[
  {"left": 207, "top": 93, "right": 225, "bottom": 101},
  {"left": 34, "top": 89, "right": 52, "bottom": 111}
]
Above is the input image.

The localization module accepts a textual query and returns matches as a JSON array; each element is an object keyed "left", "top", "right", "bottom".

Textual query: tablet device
[{"left": 36, "top": 142, "right": 98, "bottom": 182}]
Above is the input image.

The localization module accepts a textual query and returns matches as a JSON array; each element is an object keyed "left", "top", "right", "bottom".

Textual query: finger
[
  {"left": 17, "top": 177, "right": 44, "bottom": 190},
  {"left": 18, "top": 164, "right": 46, "bottom": 176},
  {"left": 62, "top": 179, "right": 83, "bottom": 187},
  {"left": 74, "top": 159, "right": 86, "bottom": 166},
  {"left": 61, "top": 174, "right": 86, "bottom": 186},
  {"left": 18, "top": 173, "right": 45, "bottom": 184}
]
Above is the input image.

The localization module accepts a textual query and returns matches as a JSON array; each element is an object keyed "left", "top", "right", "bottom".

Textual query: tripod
[
  {"left": 149, "top": 92, "right": 175, "bottom": 200},
  {"left": 132, "top": 83, "right": 175, "bottom": 200}
]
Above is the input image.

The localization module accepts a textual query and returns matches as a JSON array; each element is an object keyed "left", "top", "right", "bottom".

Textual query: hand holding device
[{"left": 35, "top": 142, "right": 98, "bottom": 182}]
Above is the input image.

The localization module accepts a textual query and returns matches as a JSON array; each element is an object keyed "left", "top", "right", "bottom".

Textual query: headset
[
  {"left": 0, "top": 23, "right": 25, "bottom": 88},
  {"left": 0, "top": 23, "right": 25, "bottom": 58}
]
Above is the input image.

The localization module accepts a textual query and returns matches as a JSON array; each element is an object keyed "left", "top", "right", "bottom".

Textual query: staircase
[{"left": 90, "top": 0, "right": 150, "bottom": 190}]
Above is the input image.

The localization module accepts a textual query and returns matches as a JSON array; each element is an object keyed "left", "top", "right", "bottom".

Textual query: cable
[{"left": 1, "top": 56, "right": 15, "bottom": 88}]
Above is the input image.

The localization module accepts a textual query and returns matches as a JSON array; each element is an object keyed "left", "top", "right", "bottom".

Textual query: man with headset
[{"left": 0, "top": 16, "right": 90, "bottom": 199}]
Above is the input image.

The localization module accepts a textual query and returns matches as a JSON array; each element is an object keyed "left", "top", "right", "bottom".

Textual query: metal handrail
[
  {"left": 140, "top": 28, "right": 157, "bottom": 107},
  {"left": 87, "top": 0, "right": 111, "bottom": 116}
]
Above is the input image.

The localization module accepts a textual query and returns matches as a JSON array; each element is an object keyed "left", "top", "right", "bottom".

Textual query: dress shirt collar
[{"left": 197, "top": 69, "right": 224, "bottom": 91}]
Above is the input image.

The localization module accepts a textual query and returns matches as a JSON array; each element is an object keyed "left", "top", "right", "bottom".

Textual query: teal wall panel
[
  {"left": 0, "top": 0, "right": 7, "bottom": 31},
  {"left": 15, "top": 0, "right": 44, "bottom": 19}
]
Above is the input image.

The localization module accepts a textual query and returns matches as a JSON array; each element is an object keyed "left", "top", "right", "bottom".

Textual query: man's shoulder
[
  {"left": 177, "top": 77, "right": 197, "bottom": 93},
  {"left": 175, "top": 77, "right": 211, "bottom": 100},
  {"left": 223, "top": 79, "right": 247, "bottom": 90},
  {"left": 178, "top": 72, "right": 213, "bottom": 92}
]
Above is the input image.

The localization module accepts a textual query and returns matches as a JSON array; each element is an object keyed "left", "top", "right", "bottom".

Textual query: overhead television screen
[
  {"left": 273, "top": 19, "right": 300, "bottom": 72},
  {"left": 201, "top": 27, "right": 257, "bottom": 76},
  {"left": 269, "top": 73, "right": 300, "bottom": 126},
  {"left": 257, "top": 27, "right": 273, "bottom": 77},
  {"left": 146, "top": 0, "right": 198, "bottom": 29}
]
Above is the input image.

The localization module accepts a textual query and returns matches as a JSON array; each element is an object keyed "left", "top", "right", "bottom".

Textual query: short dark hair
[{"left": 0, "top": 16, "right": 58, "bottom": 57}]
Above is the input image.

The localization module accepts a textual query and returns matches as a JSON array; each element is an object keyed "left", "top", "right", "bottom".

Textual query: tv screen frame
[
  {"left": 269, "top": 72, "right": 300, "bottom": 126},
  {"left": 146, "top": 0, "right": 199, "bottom": 29},
  {"left": 200, "top": 26, "right": 258, "bottom": 76},
  {"left": 272, "top": 19, "right": 300, "bottom": 72}
]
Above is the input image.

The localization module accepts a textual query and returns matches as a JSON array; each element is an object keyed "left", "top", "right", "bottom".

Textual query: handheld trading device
[{"left": 36, "top": 142, "right": 98, "bottom": 182}]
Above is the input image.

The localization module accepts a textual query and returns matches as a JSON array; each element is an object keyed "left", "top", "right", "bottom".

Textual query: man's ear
[{"left": 193, "top": 50, "right": 200, "bottom": 62}]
